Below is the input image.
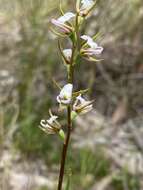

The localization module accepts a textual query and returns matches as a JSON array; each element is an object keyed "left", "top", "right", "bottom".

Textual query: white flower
[
  {"left": 81, "top": 47, "right": 103, "bottom": 55},
  {"left": 51, "top": 12, "right": 75, "bottom": 34},
  {"left": 81, "top": 35, "right": 103, "bottom": 56},
  {"left": 73, "top": 94, "right": 93, "bottom": 114},
  {"left": 63, "top": 49, "right": 72, "bottom": 61},
  {"left": 81, "top": 35, "right": 97, "bottom": 48},
  {"left": 57, "top": 83, "right": 73, "bottom": 105},
  {"left": 57, "top": 12, "right": 75, "bottom": 23},
  {"left": 79, "top": 0, "right": 94, "bottom": 16},
  {"left": 40, "top": 111, "right": 61, "bottom": 134},
  {"left": 81, "top": 0, "right": 94, "bottom": 11}
]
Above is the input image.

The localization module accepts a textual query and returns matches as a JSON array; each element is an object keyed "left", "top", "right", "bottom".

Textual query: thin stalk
[
  {"left": 57, "top": 43, "right": 75, "bottom": 190},
  {"left": 0, "top": 108, "right": 4, "bottom": 157},
  {"left": 57, "top": 9, "right": 81, "bottom": 189},
  {"left": 75, "top": 13, "right": 80, "bottom": 51},
  {"left": 57, "top": 105, "right": 72, "bottom": 190}
]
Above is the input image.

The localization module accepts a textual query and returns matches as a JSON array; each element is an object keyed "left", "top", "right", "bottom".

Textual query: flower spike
[{"left": 39, "top": 1, "right": 104, "bottom": 188}]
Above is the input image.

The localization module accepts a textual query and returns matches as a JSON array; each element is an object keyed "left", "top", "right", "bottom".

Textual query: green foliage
[
  {"left": 112, "top": 172, "right": 140, "bottom": 190},
  {"left": 37, "top": 186, "right": 49, "bottom": 190},
  {"left": 62, "top": 148, "right": 110, "bottom": 190},
  {"left": 14, "top": 115, "right": 62, "bottom": 164}
]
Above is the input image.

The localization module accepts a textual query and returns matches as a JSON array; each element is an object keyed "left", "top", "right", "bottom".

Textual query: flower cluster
[
  {"left": 57, "top": 84, "right": 93, "bottom": 116},
  {"left": 39, "top": 84, "right": 93, "bottom": 138},
  {"left": 51, "top": 3, "right": 103, "bottom": 61},
  {"left": 40, "top": 0, "right": 103, "bottom": 140}
]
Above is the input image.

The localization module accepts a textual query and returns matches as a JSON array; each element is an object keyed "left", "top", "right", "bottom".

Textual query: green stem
[
  {"left": 75, "top": 13, "right": 80, "bottom": 51},
  {"left": 0, "top": 108, "right": 4, "bottom": 157}
]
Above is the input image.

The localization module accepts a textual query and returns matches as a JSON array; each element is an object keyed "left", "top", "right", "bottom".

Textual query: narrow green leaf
[
  {"left": 73, "top": 88, "right": 89, "bottom": 97},
  {"left": 58, "top": 40, "right": 69, "bottom": 64},
  {"left": 49, "top": 27, "right": 66, "bottom": 37},
  {"left": 52, "top": 78, "right": 62, "bottom": 90},
  {"left": 59, "top": 0, "right": 65, "bottom": 16},
  {"left": 88, "top": 57, "right": 104, "bottom": 62},
  {"left": 65, "top": 175, "right": 71, "bottom": 190},
  {"left": 92, "top": 32, "right": 101, "bottom": 40}
]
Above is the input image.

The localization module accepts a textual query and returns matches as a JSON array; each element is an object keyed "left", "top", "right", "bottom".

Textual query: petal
[
  {"left": 58, "top": 12, "right": 75, "bottom": 23},
  {"left": 81, "top": 35, "right": 97, "bottom": 48},
  {"left": 93, "top": 46, "right": 103, "bottom": 54},
  {"left": 60, "top": 83, "right": 73, "bottom": 98},
  {"left": 45, "top": 128, "right": 56, "bottom": 134},
  {"left": 63, "top": 49, "right": 72, "bottom": 59},
  {"left": 57, "top": 83, "right": 73, "bottom": 105},
  {"left": 60, "top": 99, "right": 71, "bottom": 105},
  {"left": 40, "top": 120, "right": 47, "bottom": 128},
  {"left": 47, "top": 115, "right": 58, "bottom": 125},
  {"left": 81, "top": 0, "right": 94, "bottom": 10},
  {"left": 81, "top": 35, "right": 92, "bottom": 41},
  {"left": 83, "top": 47, "right": 103, "bottom": 55},
  {"left": 56, "top": 95, "right": 61, "bottom": 104},
  {"left": 89, "top": 41, "right": 98, "bottom": 48},
  {"left": 81, "top": 104, "right": 93, "bottom": 114},
  {"left": 51, "top": 19, "right": 71, "bottom": 33},
  {"left": 76, "top": 94, "right": 86, "bottom": 104}
]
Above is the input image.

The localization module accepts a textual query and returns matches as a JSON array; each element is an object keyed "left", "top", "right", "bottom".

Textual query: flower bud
[{"left": 63, "top": 49, "right": 72, "bottom": 63}]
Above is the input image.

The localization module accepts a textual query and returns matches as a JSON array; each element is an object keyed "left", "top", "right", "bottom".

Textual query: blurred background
[{"left": 0, "top": 0, "right": 143, "bottom": 189}]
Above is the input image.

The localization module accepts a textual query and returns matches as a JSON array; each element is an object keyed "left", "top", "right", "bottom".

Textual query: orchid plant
[{"left": 39, "top": 0, "right": 103, "bottom": 189}]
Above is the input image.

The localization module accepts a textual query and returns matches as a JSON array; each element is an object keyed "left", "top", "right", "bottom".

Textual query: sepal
[
  {"left": 73, "top": 88, "right": 89, "bottom": 97},
  {"left": 71, "top": 111, "right": 78, "bottom": 120},
  {"left": 59, "top": 129, "right": 65, "bottom": 141}
]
